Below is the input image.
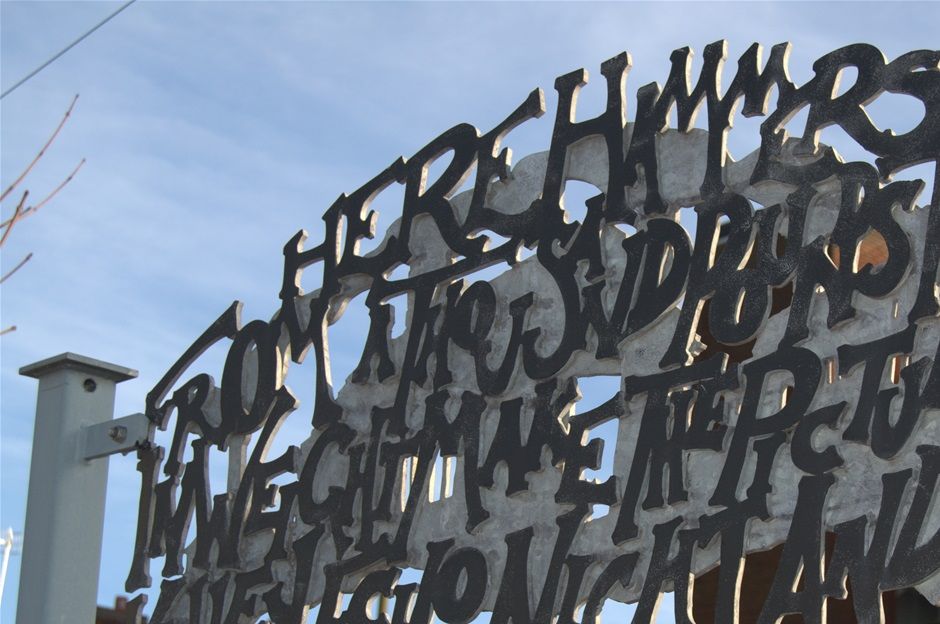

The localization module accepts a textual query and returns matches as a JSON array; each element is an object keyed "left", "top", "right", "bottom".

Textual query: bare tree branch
[
  {"left": 2, "top": 96, "right": 82, "bottom": 337},
  {"left": 1, "top": 94, "right": 79, "bottom": 203},
  {"left": 0, "top": 191, "right": 29, "bottom": 247},
  {"left": 9, "top": 158, "right": 86, "bottom": 229},
  {"left": 0, "top": 253, "right": 34, "bottom": 284},
  {"left": 0, "top": 158, "right": 84, "bottom": 230}
]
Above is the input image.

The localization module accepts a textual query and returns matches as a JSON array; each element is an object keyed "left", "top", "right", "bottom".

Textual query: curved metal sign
[{"left": 127, "top": 41, "right": 940, "bottom": 623}]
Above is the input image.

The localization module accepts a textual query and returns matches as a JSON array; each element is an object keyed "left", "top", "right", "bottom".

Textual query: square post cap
[{"left": 19, "top": 352, "right": 138, "bottom": 383}]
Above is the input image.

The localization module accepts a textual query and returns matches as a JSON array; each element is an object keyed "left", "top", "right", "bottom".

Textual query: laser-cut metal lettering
[{"left": 127, "top": 41, "right": 940, "bottom": 623}]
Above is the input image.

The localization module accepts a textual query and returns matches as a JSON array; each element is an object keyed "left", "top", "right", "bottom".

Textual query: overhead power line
[{"left": 1, "top": 0, "right": 138, "bottom": 100}]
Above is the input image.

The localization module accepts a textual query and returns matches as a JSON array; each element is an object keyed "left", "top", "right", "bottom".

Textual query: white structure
[{"left": 16, "top": 353, "right": 147, "bottom": 624}]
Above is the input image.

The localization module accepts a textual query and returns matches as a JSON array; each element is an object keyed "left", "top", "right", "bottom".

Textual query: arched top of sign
[{"left": 126, "top": 41, "right": 940, "bottom": 624}]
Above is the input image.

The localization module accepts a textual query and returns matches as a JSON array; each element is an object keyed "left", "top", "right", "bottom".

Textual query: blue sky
[{"left": 1, "top": 1, "right": 938, "bottom": 622}]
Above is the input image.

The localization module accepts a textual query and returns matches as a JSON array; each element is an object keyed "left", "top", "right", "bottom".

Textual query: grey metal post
[{"left": 16, "top": 353, "right": 137, "bottom": 624}]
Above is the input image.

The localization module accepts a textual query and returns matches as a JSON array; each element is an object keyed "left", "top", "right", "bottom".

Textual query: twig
[
  {"left": 0, "top": 326, "right": 16, "bottom": 336},
  {"left": 0, "top": 253, "right": 33, "bottom": 284},
  {"left": 22, "top": 159, "right": 85, "bottom": 218},
  {"left": 0, "top": 159, "right": 85, "bottom": 230},
  {"left": 0, "top": 94, "right": 78, "bottom": 203},
  {"left": 0, "top": 191, "right": 28, "bottom": 247}
]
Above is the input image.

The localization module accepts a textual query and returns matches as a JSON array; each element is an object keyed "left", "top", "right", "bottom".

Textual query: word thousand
[{"left": 127, "top": 41, "right": 940, "bottom": 624}]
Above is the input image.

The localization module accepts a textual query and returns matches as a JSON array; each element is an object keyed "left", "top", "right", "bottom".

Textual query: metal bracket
[{"left": 82, "top": 413, "right": 152, "bottom": 460}]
